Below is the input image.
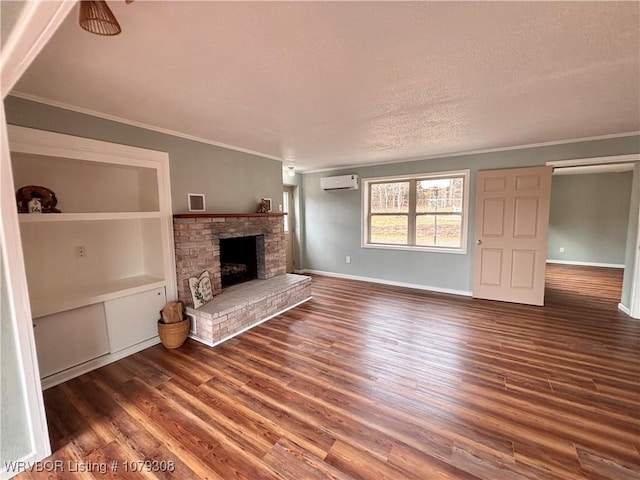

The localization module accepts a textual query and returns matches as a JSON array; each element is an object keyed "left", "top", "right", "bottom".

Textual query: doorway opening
[{"left": 545, "top": 164, "right": 635, "bottom": 307}]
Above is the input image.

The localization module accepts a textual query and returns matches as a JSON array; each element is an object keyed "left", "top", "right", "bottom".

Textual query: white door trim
[
  {"left": 546, "top": 154, "right": 640, "bottom": 169},
  {"left": 630, "top": 206, "right": 640, "bottom": 319},
  {"left": 1, "top": 2, "right": 74, "bottom": 477},
  {"left": 0, "top": 106, "right": 50, "bottom": 479}
]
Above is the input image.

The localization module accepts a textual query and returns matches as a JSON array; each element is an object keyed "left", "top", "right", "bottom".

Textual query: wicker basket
[{"left": 157, "top": 317, "right": 190, "bottom": 349}]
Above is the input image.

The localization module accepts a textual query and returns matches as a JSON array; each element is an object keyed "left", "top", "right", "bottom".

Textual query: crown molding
[
  {"left": 302, "top": 131, "right": 640, "bottom": 174},
  {"left": 8, "top": 92, "right": 284, "bottom": 162}
]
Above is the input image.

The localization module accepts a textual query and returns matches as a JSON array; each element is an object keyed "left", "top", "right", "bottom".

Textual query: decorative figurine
[
  {"left": 257, "top": 199, "right": 269, "bottom": 213},
  {"left": 16, "top": 186, "right": 61, "bottom": 213},
  {"left": 28, "top": 192, "right": 43, "bottom": 213}
]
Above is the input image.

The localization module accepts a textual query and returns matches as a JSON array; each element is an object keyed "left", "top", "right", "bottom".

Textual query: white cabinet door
[
  {"left": 33, "top": 303, "right": 110, "bottom": 378},
  {"left": 104, "top": 287, "right": 166, "bottom": 353}
]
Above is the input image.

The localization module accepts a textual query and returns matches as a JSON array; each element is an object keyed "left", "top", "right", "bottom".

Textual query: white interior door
[{"left": 472, "top": 166, "right": 552, "bottom": 306}]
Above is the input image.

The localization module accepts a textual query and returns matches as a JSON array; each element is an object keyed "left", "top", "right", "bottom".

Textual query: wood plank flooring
[{"left": 18, "top": 265, "right": 640, "bottom": 479}]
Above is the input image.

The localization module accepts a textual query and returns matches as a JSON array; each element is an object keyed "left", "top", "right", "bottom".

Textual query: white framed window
[{"left": 362, "top": 170, "right": 470, "bottom": 254}]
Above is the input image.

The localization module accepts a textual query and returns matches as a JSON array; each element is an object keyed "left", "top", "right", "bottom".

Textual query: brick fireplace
[
  {"left": 173, "top": 213, "right": 311, "bottom": 347},
  {"left": 173, "top": 213, "right": 287, "bottom": 305}
]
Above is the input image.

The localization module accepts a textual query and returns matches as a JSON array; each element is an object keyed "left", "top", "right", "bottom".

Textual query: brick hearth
[{"left": 186, "top": 274, "right": 312, "bottom": 347}]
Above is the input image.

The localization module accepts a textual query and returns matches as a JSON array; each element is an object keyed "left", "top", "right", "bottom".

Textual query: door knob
[{"left": 476, "top": 239, "right": 483, "bottom": 245}]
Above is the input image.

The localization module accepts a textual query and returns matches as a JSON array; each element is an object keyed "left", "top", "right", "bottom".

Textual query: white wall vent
[
  {"left": 321, "top": 174, "right": 359, "bottom": 191},
  {"left": 188, "top": 193, "right": 206, "bottom": 211}
]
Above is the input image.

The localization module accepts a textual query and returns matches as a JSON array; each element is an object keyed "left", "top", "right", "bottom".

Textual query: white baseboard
[
  {"left": 188, "top": 296, "right": 313, "bottom": 348},
  {"left": 301, "top": 269, "right": 472, "bottom": 297},
  {"left": 546, "top": 259, "right": 625, "bottom": 269},
  {"left": 40, "top": 336, "right": 162, "bottom": 390},
  {"left": 618, "top": 303, "right": 631, "bottom": 316}
]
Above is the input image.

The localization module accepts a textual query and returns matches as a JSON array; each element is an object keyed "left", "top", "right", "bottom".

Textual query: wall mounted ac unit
[{"left": 321, "top": 174, "right": 359, "bottom": 191}]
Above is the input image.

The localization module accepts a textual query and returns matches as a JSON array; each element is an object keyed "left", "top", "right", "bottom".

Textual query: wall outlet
[
  {"left": 278, "top": 204, "right": 283, "bottom": 212},
  {"left": 345, "top": 255, "right": 351, "bottom": 264},
  {"left": 559, "top": 247, "right": 565, "bottom": 253},
  {"left": 76, "top": 245, "right": 86, "bottom": 258}
]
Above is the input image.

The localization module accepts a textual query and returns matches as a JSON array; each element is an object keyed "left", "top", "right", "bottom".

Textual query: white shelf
[
  {"left": 19, "top": 212, "right": 162, "bottom": 223},
  {"left": 30, "top": 275, "right": 166, "bottom": 318}
]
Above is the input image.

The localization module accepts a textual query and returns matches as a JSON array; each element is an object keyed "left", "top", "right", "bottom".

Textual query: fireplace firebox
[{"left": 220, "top": 235, "right": 259, "bottom": 288}]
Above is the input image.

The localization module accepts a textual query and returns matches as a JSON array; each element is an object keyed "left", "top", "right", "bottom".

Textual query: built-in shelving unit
[{"left": 8, "top": 126, "right": 177, "bottom": 389}]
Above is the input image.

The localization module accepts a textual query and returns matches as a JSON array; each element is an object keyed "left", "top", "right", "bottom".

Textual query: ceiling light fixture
[{"left": 79, "top": 0, "right": 122, "bottom": 36}]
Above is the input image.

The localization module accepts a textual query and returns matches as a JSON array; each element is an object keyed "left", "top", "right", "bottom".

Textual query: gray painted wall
[
  {"left": 548, "top": 172, "right": 633, "bottom": 265},
  {"left": 4, "top": 96, "right": 283, "bottom": 214},
  {"left": 301, "top": 136, "right": 640, "bottom": 294},
  {"left": 621, "top": 163, "right": 640, "bottom": 308}
]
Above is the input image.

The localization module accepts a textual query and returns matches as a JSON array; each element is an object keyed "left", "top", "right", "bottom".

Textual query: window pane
[
  {"left": 370, "top": 182, "right": 410, "bottom": 213},
  {"left": 416, "top": 177, "right": 464, "bottom": 213},
  {"left": 370, "top": 215, "right": 408, "bottom": 244},
  {"left": 416, "top": 214, "right": 462, "bottom": 247}
]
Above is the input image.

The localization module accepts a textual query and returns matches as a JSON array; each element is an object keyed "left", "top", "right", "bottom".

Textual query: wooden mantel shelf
[{"left": 174, "top": 212, "right": 286, "bottom": 218}]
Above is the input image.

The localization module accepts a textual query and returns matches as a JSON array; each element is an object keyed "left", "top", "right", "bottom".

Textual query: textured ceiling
[{"left": 11, "top": 1, "right": 640, "bottom": 171}]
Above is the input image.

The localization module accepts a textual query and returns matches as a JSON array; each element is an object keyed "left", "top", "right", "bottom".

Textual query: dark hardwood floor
[{"left": 19, "top": 265, "right": 640, "bottom": 479}]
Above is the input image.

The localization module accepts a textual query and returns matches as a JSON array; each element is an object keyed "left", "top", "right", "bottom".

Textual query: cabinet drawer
[
  {"left": 104, "top": 287, "right": 166, "bottom": 353},
  {"left": 34, "top": 303, "right": 110, "bottom": 378}
]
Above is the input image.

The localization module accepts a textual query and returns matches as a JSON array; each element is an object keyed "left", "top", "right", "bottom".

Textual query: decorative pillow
[{"left": 188, "top": 271, "right": 213, "bottom": 308}]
